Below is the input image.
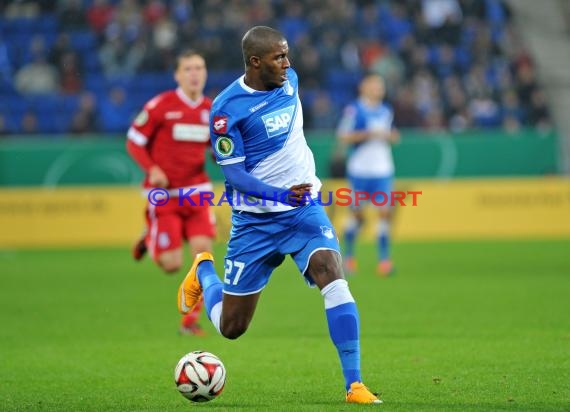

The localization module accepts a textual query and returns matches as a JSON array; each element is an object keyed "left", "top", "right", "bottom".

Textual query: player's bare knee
[
  {"left": 189, "top": 236, "right": 213, "bottom": 256},
  {"left": 158, "top": 256, "right": 182, "bottom": 273},
  {"left": 160, "top": 262, "right": 181, "bottom": 273},
  {"left": 220, "top": 322, "right": 247, "bottom": 340},
  {"left": 157, "top": 249, "right": 183, "bottom": 273},
  {"left": 308, "top": 250, "right": 344, "bottom": 288},
  {"left": 220, "top": 311, "right": 250, "bottom": 339}
]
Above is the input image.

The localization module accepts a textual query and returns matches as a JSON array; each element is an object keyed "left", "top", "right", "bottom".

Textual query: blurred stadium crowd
[{"left": 0, "top": 0, "right": 553, "bottom": 135}]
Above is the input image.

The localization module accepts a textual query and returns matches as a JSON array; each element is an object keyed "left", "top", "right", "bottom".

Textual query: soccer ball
[{"left": 174, "top": 351, "right": 226, "bottom": 402}]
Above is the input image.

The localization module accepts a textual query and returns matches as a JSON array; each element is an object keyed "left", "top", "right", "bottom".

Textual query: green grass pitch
[{"left": 1, "top": 239, "right": 569, "bottom": 411}]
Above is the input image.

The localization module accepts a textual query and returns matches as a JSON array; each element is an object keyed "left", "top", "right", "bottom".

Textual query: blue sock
[
  {"left": 344, "top": 220, "right": 360, "bottom": 258},
  {"left": 197, "top": 261, "right": 223, "bottom": 318},
  {"left": 326, "top": 302, "right": 361, "bottom": 390},
  {"left": 378, "top": 220, "right": 390, "bottom": 260}
]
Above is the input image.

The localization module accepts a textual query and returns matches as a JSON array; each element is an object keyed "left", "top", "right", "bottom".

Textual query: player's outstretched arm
[
  {"left": 221, "top": 163, "right": 310, "bottom": 206},
  {"left": 337, "top": 130, "right": 371, "bottom": 144},
  {"left": 389, "top": 128, "right": 400, "bottom": 144}
]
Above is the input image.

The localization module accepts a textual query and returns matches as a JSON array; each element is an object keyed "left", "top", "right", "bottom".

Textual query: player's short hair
[
  {"left": 175, "top": 49, "right": 206, "bottom": 70},
  {"left": 362, "top": 72, "right": 383, "bottom": 82},
  {"left": 242, "top": 26, "right": 286, "bottom": 67},
  {"left": 359, "top": 72, "right": 384, "bottom": 88}
]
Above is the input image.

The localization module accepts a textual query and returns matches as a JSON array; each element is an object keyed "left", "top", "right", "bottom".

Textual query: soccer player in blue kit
[
  {"left": 178, "top": 26, "right": 381, "bottom": 404},
  {"left": 337, "top": 73, "right": 400, "bottom": 277}
]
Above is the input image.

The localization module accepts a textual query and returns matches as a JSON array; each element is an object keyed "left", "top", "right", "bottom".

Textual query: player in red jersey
[{"left": 126, "top": 49, "right": 216, "bottom": 336}]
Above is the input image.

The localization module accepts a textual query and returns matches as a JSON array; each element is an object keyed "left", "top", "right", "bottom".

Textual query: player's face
[
  {"left": 361, "top": 75, "right": 385, "bottom": 102},
  {"left": 175, "top": 55, "right": 207, "bottom": 97},
  {"left": 259, "top": 40, "right": 290, "bottom": 90}
]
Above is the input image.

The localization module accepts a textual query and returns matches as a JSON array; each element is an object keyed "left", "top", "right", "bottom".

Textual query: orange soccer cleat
[
  {"left": 346, "top": 382, "right": 383, "bottom": 404},
  {"left": 377, "top": 259, "right": 394, "bottom": 277},
  {"left": 344, "top": 257, "right": 358, "bottom": 275},
  {"left": 177, "top": 252, "right": 213, "bottom": 314}
]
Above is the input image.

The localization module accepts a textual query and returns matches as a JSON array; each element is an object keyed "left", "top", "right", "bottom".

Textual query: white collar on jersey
[
  {"left": 239, "top": 75, "right": 293, "bottom": 95},
  {"left": 176, "top": 87, "right": 204, "bottom": 108},
  {"left": 239, "top": 75, "right": 260, "bottom": 94}
]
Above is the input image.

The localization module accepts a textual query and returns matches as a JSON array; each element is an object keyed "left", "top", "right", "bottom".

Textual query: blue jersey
[
  {"left": 337, "top": 99, "right": 395, "bottom": 177},
  {"left": 210, "top": 68, "right": 321, "bottom": 213}
]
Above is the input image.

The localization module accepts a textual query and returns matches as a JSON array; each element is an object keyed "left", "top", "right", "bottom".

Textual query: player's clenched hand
[
  {"left": 371, "top": 128, "right": 400, "bottom": 143},
  {"left": 389, "top": 128, "right": 400, "bottom": 144},
  {"left": 285, "top": 183, "right": 313, "bottom": 207},
  {"left": 370, "top": 128, "right": 391, "bottom": 141},
  {"left": 149, "top": 165, "right": 169, "bottom": 187}
]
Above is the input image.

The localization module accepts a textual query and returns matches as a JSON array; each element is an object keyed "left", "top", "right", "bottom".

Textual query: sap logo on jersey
[{"left": 262, "top": 105, "right": 295, "bottom": 138}]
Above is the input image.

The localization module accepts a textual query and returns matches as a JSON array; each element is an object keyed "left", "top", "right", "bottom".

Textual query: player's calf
[{"left": 217, "top": 296, "right": 258, "bottom": 340}]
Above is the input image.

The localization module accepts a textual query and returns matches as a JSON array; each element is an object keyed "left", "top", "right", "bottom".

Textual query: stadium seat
[
  {"left": 37, "top": 15, "right": 58, "bottom": 34},
  {"left": 84, "top": 73, "right": 106, "bottom": 91},
  {"left": 82, "top": 52, "right": 102, "bottom": 73},
  {"left": 0, "top": 0, "right": 548, "bottom": 135},
  {"left": 326, "top": 70, "right": 362, "bottom": 91},
  {"left": 454, "top": 47, "right": 472, "bottom": 73},
  {"left": 7, "top": 97, "right": 31, "bottom": 115},
  {"left": 135, "top": 73, "right": 176, "bottom": 92},
  {"left": 69, "top": 31, "right": 97, "bottom": 51},
  {"left": 207, "top": 71, "right": 241, "bottom": 90},
  {"left": 61, "top": 94, "right": 81, "bottom": 112}
]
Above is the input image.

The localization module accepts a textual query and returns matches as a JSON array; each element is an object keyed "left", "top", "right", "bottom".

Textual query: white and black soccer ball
[{"left": 174, "top": 351, "right": 226, "bottom": 402}]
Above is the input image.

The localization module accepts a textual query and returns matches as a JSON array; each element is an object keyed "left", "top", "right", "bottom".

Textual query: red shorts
[{"left": 145, "top": 195, "right": 216, "bottom": 260}]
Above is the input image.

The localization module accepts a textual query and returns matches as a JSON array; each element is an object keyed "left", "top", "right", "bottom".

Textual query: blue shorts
[
  {"left": 347, "top": 174, "right": 394, "bottom": 210},
  {"left": 223, "top": 204, "right": 340, "bottom": 295}
]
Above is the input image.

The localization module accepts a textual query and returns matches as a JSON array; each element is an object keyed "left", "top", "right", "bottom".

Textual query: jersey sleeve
[
  {"left": 210, "top": 108, "right": 246, "bottom": 166},
  {"left": 126, "top": 96, "right": 162, "bottom": 147},
  {"left": 337, "top": 104, "right": 362, "bottom": 134},
  {"left": 387, "top": 105, "right": 395, "bottom": 128},
  {"left": 126, "top": 139, "right": 155, "bottom": 171}
]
